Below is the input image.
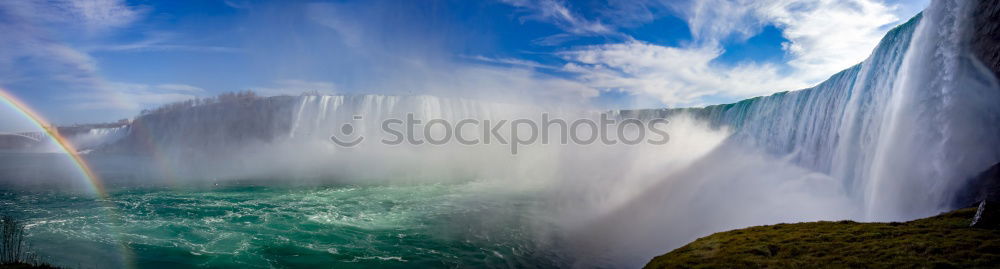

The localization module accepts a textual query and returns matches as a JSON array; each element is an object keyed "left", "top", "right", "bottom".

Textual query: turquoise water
[{"left": 0, "top": 183, "right": 566, "bottom": 268}]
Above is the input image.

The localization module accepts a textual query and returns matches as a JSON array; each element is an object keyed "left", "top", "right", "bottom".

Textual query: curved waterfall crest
[{"left": 609, "top": 0, "right": 999, "bottom": 221}]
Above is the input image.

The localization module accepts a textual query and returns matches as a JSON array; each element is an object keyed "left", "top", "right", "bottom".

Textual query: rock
[
  {"left": 953, "top": 162, "right": 1000, "bottom": 209},
  {"left": 971, "top": 0, "right": 1000, "bottom": 79}
]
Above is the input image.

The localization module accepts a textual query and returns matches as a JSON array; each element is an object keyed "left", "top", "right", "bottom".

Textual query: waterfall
[
  {"left": 864, "top": 0, "right": 1000, "bottom": 219},
  {"left": 284, "top": 94, "right": 537, "bottom": 143},
  {"left": 73, "top": 126, "right": 130, "bottom": 151},
  {"left": 64, "top": 1, "right": 998, "bottom": 266},
  {"left": 28, "top": 126, "right": 132, "bottom": 153},
  {"left": 622, "top": 0, "right": 1000, "bottom": 221}
]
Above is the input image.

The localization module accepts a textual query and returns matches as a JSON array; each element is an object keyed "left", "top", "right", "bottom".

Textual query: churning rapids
[{"left": 1, "top": 0, "right": 999, "bottom": 268}]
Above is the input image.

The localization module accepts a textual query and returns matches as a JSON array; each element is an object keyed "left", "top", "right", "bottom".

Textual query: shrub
[
  {"left": 0, "top": 216, "right": 55, "bottom": 268},
  {"left": 0, "top": 215, "right": 26, "bottom": 264}
]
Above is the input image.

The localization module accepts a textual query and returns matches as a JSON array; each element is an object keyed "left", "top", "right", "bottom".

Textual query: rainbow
[
  {"left": 0, "top": 88, "right": 107, "bottom": 197},
  {"left": 0, "top": 88, "right": 137, "bottom": 268}
]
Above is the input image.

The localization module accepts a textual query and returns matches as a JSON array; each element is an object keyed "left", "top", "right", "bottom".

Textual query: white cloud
[
  {"left": 60, "top": 0, "right": 143, "bottom": 32},
  {"left": 307, "top": 3, "right": 365, "bottom": 48},
  {"left": 70, "top": 82, "right": 204, "bottom": 111},
  {"left": 671, "top": 0, "right": 764, "bottom": 44},
  {"left": 560, "top": 42, "right": 808, "bottom": 106},
  {"left": 0, "top": 0, "right": 217, "bottom": 119},
  {"left": 760, "top": 0, "right": 899, "bottom": 81},
  {"left": 516, "top": 0, "right": 910, "bottom": 106},
  {"left": 0, "top": 0, "right": 143, "bottom": 85},
  {"left": 223, "top": 0, "right": 251, "bottom": 10},
  {"left": 404, "top": 64, "right": 600, "bottom": 104},
  {"left": 84, "top": 32, "right": 243, "bottom": 53},
  {"left": 466, "top": 55, "right": 556, "bottom": 70},
  {"left": 155, "top": 84, "right": 205, "bottom": 92},
  {"left": 0, "top": 1, "right": 109, "bottom": 88},
  {"left": 501, "top": 0, "right": 618, "bottom": 44}
]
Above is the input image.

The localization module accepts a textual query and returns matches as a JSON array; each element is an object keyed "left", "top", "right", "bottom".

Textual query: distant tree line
[{"left": 140, "top": 90, "right": 260, "bottom": 116}]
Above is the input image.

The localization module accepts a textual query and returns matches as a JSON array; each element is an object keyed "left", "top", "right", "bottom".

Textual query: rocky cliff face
[
  {"left": 954, "top": 163, "right": 1000, "bottom": 208},
  {"left": 972, "top": 0, "right": 1000, "bottom": 78},
  {"left": 952, "top": 0, "right": 1000, "bottom": 209}
]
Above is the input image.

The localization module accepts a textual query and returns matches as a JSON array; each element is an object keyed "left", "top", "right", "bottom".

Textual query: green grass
[{"left": 645, "top": 208, "right": 1000, "bottom": 268}]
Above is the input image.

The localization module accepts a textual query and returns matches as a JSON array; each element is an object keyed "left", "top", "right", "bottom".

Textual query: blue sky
[{"left": 0, "top": 0, "right": 927, "bottom": 131}]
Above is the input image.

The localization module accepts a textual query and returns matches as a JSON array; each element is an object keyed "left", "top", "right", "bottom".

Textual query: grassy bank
[{"left": 645, "top": 208, "right": 1000, "bottom": 268}]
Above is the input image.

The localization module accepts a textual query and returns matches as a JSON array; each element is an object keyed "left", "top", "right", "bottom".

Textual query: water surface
[{"left": 0, "top": 183, "right": 565, "bottom": 268}]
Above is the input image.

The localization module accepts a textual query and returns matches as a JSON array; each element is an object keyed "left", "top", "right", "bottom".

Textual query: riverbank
[{"left": 645, "top": 207, "right": 1000, "bottom": 268}]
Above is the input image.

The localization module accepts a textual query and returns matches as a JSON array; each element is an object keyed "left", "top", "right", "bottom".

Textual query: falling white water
[
  {"left": 30, "top": 126, "right": 130, "bottom": 153},
  {"left": 284, "top": 94, "right": 535, "bottom": 144},
  {"left": 77, "top": 126, "right": 130, "bottom": 149},
  {"left": 864, "top": 0, "right": 1000, "bottom": 220}
]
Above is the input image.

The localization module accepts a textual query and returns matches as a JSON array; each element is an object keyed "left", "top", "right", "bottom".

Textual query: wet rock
[
  {"left": 953, "top": 163, "right": 1000, "bottom": 209},
  {"left": 971, "top": 0, "right": 1000, "bottom": 78}
]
